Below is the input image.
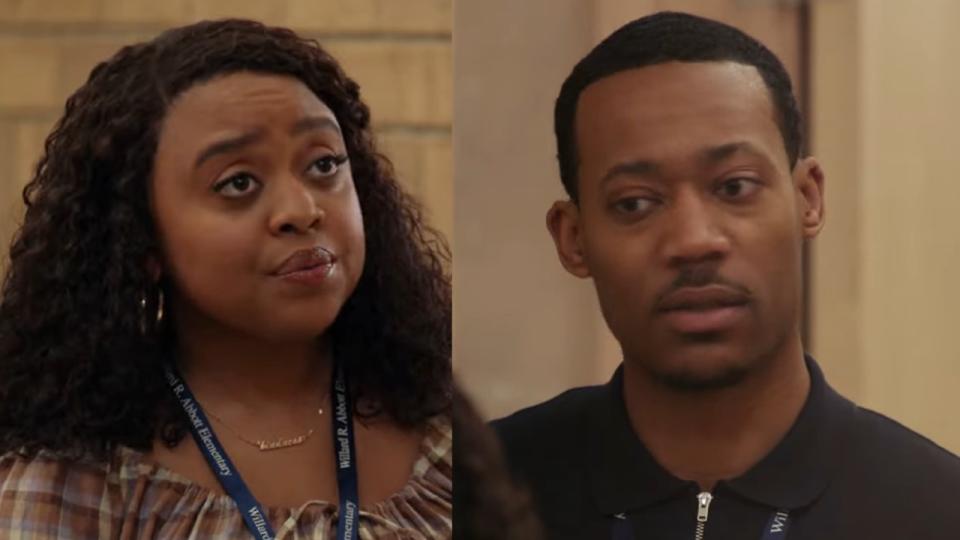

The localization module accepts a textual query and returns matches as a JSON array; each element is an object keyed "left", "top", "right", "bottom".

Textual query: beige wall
[
  {"left": 0, "top": 0, "right": 452, "bottom": 270},
  {"left": 453, "top": 0, "right": 599, "bottom": 418},
  {"left": 811, "top": 0, "right": 960, "bottom": 452}
]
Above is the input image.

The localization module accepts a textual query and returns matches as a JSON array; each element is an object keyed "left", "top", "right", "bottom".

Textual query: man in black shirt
[{"left": 492, "top": 12, "right": 960, "bottom": 540}]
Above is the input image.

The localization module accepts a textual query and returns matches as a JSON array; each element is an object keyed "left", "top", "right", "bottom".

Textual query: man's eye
[
  {"left": 613, "top": 197, "right": 657, "bottom": 216},
  {"left": 717, "top": 178, "right": 760, "bottom": 199},
  {"left": 307, "top": 154, "right": 349, "bottom": 178},
  {"left": 213, "top": 173, "right": 261, "bottom": 198}
]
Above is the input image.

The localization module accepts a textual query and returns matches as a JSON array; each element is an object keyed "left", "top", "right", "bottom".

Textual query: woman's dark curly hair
[
  {"left": 453, "top": 386, "right": 543, "bottom": 540},
  {"left": 0, "top": 19, "right": 451, "bottom": 458}
]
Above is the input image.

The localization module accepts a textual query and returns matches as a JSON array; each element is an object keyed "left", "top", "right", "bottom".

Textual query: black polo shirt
[{"left": 492, "top": 357, "right": 960, "bottom": 539}]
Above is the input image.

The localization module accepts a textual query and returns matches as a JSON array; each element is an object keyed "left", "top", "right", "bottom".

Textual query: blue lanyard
[
  {"left": 165, "top": 361, "right": 360, "bottom": 540},
  {"left": 610, "top": 508, "right": 790, "bottom": 539},
  {"left": 331, "top": 360, "right": 360, "bottom": 540}
]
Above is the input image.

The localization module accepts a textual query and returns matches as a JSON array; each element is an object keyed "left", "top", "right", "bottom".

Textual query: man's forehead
[
  {"left": 577, "top": 60, "right": 772, "bottom": 117},
  {"left": 573, "top": 62, "right": 786, "bottom": 178},
  {"left": 575, "top": 63, "right": 777, "bottom": 145}
]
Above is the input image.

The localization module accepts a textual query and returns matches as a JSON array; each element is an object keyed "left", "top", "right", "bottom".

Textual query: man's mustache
[{"left": 653, "top": 265, "right": 752, "bottom": 311}]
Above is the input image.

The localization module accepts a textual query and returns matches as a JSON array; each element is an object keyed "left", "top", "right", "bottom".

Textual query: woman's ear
[{"left": 146, "top": 255, "right": 162, "bottom": 283}]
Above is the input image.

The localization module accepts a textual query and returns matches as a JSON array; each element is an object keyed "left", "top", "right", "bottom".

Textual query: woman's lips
[
  {"left": 276, "top": 261, "right": 336, "bottom": 286},
  {"left": 272, "top": 246, "right": 338, "bottom": 286}
]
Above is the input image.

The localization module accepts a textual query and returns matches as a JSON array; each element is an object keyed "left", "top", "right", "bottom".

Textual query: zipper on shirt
[{"left": 693, "top": 491, "right": 713, "bottom": 540}]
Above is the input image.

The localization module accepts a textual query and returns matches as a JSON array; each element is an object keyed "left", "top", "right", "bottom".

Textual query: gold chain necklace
[{"left": 201, "top": 394, "right": 329, "bottom": 452}]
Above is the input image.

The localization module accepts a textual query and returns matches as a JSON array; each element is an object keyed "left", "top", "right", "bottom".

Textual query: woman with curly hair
[{"left": 0, "top": 19, "right": 451, "bottom": 539}]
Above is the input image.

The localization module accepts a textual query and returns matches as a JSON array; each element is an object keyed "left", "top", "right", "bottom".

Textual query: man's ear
[
  {"left": 546, "top": 200, "right": 591, "bottom": 278},
  {"left": 794, "top": 156, "right": 826, "bottom": 239}
]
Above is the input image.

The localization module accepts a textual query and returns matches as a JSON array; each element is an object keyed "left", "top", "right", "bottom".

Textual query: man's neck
[{"left": 622, "top": 338, "right": 810, "bottom": 492}]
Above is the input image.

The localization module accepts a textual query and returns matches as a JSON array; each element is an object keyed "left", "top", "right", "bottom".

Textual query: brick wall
[{"left": 0, "top": 0, "right": 452, "bottom": 270}]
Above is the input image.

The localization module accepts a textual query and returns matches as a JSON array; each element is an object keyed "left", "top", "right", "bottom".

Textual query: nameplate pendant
[{"left": 256, "top": 434, "right": 309, "bottom": 451}]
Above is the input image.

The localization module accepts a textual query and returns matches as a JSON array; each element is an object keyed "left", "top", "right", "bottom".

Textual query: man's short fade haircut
[{"left": 554, "top": 11, "right": 802, "bottom": 201}]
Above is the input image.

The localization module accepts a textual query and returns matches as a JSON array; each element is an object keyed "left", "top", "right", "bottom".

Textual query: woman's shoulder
[
  {"left": 358, "top": 413, "right": 452, "bottom": 538},
  {"left": 0, "top": 448, "right": 118, "bottom": 537},
  {"left": 418, "top": 413, "right": 452, "bottom": 479},
  {"left": 405, "top": 413, "right": 451, "bottom": 495},
  {"left": 0, "top": 445, "right": 220, "bottom": 537},
  {"left": 0, "top": 445, "right": 263, "bottom": 538}
]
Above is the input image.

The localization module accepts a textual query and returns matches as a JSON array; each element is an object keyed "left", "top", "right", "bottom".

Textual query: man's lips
[
  {"left": 657, "top": 284, "right": 750, "bottom": 312},
  {"left": 656, "top": 285, "right": 750, "bottom": 333}
]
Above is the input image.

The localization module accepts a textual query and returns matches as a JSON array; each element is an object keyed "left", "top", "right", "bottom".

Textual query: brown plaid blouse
[{"left": 0, "top": 415, "right": 451, "bottom": 539}]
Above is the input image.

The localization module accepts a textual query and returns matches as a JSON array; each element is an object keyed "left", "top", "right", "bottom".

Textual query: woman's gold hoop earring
[{"left": 155, "top": 289, "right": 164, "bottom": 324}]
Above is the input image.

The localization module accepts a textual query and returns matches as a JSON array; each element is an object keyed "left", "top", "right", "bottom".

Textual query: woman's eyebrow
[
  {"left": 193, "top": 117, "right": 342, "bottom": 171},
  {"left": 290, "top": 115, "right": 341, "bottom": 137},
  {"left": 193, "top": 129, "right": 264, "bottom": 171}
]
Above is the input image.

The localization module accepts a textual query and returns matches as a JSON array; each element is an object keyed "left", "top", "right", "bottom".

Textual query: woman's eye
[
  {"left": 307, "top": 154, "right": 348, "bottom": 178},
  {"left": 717, "top": 178, "right": 760, "bottom": 200},
  {"left": 213, "top": 173, "right": 260, "bottom": 198}
]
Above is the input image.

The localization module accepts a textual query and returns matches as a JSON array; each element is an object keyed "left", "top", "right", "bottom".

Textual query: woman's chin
[{"left": 248, "top": 314, "right": 339, "bottom": 344}]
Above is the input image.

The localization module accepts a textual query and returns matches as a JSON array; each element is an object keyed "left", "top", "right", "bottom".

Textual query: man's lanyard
[
  {"left": 610, "top": 508, "right": 791, "bottom": 539},
  {"left": 164, "top": 361, "right": 360, "bottom": 540}
]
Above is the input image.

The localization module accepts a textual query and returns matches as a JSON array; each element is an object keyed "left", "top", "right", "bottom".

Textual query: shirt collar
[{"left": 588, "top": 355, "right": 857, "bottom": 515}]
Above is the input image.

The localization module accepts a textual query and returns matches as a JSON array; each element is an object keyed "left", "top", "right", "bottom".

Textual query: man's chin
[
  {"left": 641, "top": 342, "right": 755, "bottom": 392},
  {"left": 650, "top": 363, "right": 751, "bottom": 392}
]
